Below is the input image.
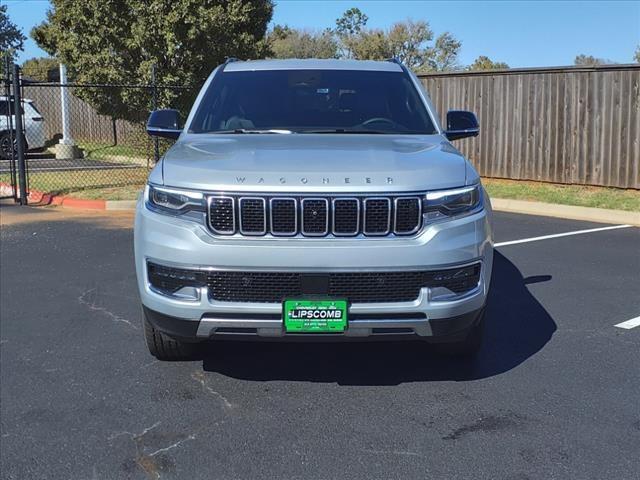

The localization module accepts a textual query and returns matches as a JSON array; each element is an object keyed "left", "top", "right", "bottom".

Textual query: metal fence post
[
  {"left": 151, "top": 63, "right": 160, "bottom": 163},
  {"left": 12, "top": 64, "right": 27, "bottom": 205},
  {"left": 3, "top": 54, "right": 18, "bottom": 202}
]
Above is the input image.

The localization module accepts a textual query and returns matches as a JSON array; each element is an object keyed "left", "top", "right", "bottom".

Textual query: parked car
[
  {"left": 136, "top": 58, "right": 493, "bottom": 361},
  {"left": 0, "top": 96, "right": 46, "bottom": 160}
]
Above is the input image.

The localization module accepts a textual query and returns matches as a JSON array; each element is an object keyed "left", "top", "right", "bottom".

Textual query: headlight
[
  {"left": 145, "top": 184, "right": 205, "bottom": 216},
  {"left": 423, "top": 184, "right": 483, "bottom": 222}
]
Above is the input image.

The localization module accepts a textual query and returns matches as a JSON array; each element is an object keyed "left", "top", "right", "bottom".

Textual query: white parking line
[
  {"left": 614, "top": 316, "right": 640, "bottom": 330},
  {"left": 494, "top": 224, "right": 633, "bottom": 247}
]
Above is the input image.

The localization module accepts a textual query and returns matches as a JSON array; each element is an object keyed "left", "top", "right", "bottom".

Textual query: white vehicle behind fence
[{"left": 0, "top": 96, "right": 46, "bottom": 160}]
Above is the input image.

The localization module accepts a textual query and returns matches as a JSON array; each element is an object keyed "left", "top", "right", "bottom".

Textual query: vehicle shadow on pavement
[{"left": 202, "top": 251, "right": 557, "bottom": 385}]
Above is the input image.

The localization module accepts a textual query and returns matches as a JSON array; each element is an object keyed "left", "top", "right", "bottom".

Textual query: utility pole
[{"left": 55, "top": 64, "right": 78, "bottom": 159}]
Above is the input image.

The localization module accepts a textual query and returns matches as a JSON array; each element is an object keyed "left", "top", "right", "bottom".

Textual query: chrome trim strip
[
  {"left": 207, "top": 195, "right": 235, "bottom": 234},
  {"left": 363, "top": 197, "right": 391, "bottom": 236},
  {"left": 301, "top": 197, "right": 329, "bottom": 236},
  {"left": 145, "top": 255, "right": 483, "bottom": 273},
  {"left": 269, "top": 197, "right": 298, "bottom": 236},
  {"left": 425, "top": 185, "right": 478, "bottom": 201},
  {"left": 174, "top": 187, "right": 430, "bottom": 197},
  {"left": 331, "top": 197, "right": 360, "bottom": 236},
  {"left": 393, "top": 196, "right": 422, "bottom": 235},
  {"left": 238, "top": 197, "right": 267, "bottom": 235},
  {"left": 197, "top": 317, "right": 433, "bottom": 338}
]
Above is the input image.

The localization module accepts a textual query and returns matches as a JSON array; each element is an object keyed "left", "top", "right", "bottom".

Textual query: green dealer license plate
[{"left": 283, "top": 299, "right": 348, "bottom": 333}]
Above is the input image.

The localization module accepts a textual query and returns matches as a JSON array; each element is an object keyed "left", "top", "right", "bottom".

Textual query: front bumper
[{"left": 134, "top": 197, "right": 493, "bottom": 341}]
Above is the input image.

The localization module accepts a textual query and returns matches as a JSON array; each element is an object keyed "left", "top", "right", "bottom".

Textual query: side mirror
[
  {"left": 146, "top": 109, "right": 182, "bottom": 139},
  {"left": 445, "top": 110, "right": 479, "bottom": 141}
]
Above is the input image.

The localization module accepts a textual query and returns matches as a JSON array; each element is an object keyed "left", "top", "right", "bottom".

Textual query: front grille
[
  {"left": 364, "top": 198, "right": 391, "bottom": 235},
  {"left": 208, "top": 196, "right": 234, "bottom": 234},
  {"left": 394, "top": 197, "right": 422, "bottom": 234},
  {"left": 333, "top": 198, "right": 359, "bottom": 235},
  {"left": 206, "top": 263, "right": 481, "bottom": 303},
  {"left": 208, "top": 271, "right": 302, "bottom": 303},
  {"left": 239, "top": 197, "right": 266, "bottom": 234},
  {"left": 206, "top": 193, "right": 422, "bottom": 237},
  {"left": 301, "top": 198, "right": 329, "bottom": 235},
  {"left": 270, "top": 198, "right": 296, "bottom": 235}
]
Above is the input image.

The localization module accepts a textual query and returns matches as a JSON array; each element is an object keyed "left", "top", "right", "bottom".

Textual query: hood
[{"left": 161, "top": 134, "right": 469, "bottom": 193}]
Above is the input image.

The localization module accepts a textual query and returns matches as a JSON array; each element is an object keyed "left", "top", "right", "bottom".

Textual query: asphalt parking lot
[{"left": 1, "top": 203, "right": 639, "bottom": 479}]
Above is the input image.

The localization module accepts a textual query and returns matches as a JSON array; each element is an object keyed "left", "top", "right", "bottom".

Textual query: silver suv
[{"left": 135, "top": 59, "right": 493, "bottom": 360}]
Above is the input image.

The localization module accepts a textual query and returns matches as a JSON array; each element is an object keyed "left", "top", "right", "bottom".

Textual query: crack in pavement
[
  {"left": 78, "top": 288, "right": 138, "bottom": 329},
  {"left": 360, "top": 448, "right": 426, "bottom": 458},
  {"left": 146, "top": 435, "right": 197, "bottom": 457},
  {"left": 191, "top": 371, "right": 234, "bottom": 409},
  {"left": 108, "top": 422, "right": 196, "bottom": 480}
]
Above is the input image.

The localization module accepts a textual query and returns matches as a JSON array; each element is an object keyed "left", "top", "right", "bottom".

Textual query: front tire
[
  {"left": 0, "top": 131, "right": 26, "bottom": 160},
  {"left": 143, "top": 310, "right": 200, "bottom": 361}
]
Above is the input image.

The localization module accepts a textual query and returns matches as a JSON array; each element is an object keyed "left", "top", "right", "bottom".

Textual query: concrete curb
[
  {"left": 491, "top": 198, "right": 640, "bottom": 226},
  {"left": 0, "top": 183, "right": 139, "bottom": 211},
  {"left": 105, "top": 200, "right": 138, "bottom": 210}
]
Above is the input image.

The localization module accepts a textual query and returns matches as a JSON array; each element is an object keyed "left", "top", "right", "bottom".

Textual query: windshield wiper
[
  {"left": 212, "top": 128, "right": 294, "bottom": 134},
  {"left": 299, "top": 128, "right": 389, "bottom": 134}
]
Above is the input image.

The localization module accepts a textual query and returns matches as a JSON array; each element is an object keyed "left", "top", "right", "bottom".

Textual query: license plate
[{"left": 283, "top": 299, "right": 348, "bottom": 333}]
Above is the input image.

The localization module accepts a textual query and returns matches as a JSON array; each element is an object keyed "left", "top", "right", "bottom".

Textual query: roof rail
[
  {"left": 221, "top": 57, "right": 239, "bottom": 71},
  {"left": 385, "top": 58, "right": 402, "bottom": 65}
]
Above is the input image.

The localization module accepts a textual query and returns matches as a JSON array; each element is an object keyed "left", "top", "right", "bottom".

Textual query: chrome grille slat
[
  {"left": 363, "top": 197, "right": 391, "bottom": 235},
  {"left": 394, "top": 197, "right": 422, "bottom": 234},
  {"left": 239, "top": 197, "right": 267, "bottom": 235},
  {"left": 301, "top": 198, "right": 329, "bottom": 236},
  {"left": 332, "top": 198, "right": 360, "bottom": 236},
  {"left": 208, "top": 196, "right": 235, "bottom": 234},
  {"left": 270, "top": 197, "right": 297, "bottom": 236},
  {"left": 207, "top": 193, "right": 422, "bottom": 237}
]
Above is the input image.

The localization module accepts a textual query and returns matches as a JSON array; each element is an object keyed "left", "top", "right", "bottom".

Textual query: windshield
[{"left": 189, "top": 69, "right": 438, "bottom": 134}]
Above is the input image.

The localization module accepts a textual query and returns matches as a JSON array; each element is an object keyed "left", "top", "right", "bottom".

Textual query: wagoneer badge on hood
[{"left": 234, "top": 176, "right": 394, "bottom": 185}]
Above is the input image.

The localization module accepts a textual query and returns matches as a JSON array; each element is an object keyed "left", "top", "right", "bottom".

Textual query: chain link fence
[{"left": 1, "top": 59, "right": 196, "bottom": 203}]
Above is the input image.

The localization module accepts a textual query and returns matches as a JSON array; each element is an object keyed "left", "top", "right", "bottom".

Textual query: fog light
[
  {"left": 147, "top": 262, "right": 206, "bottom": 299},
  {"left": 424, "top": 263, "right": 481, "bottom": 298},
  {"left": 170, "top": 286, "right": 201, "bottom": 301}
]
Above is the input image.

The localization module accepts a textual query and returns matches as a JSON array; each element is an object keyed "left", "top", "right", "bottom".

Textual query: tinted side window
[{"left": 0, "top": 100, "right": 21, "bottom": 116}]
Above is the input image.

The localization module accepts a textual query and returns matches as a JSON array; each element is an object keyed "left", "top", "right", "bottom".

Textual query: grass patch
[
  {"left": 483, "top": 178, "right": 640, "bottom": 212},
  {"left": 66, "top": 184, "right": 143, "bottom": 200},
  {"left": 3, "top": 168, "right": 637, "bottom": 209},
  {"left": 77, "top": 141, "right": 149, "bottom": 162},
  {"left": 0, "top": 168, "right": 148, "bottom": 200}
]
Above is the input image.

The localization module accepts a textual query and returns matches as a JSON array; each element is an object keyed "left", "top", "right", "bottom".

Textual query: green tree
[
  {"left": 32, "top": 0, "right": 274, "bottom": 122},
  {"left": 467, "top": 55, "right": 509, "bottom": 71},
  {"left": 335, "top": 8, "right": 368, "bottom": 58},
  {"left": 268, "top": 25, "right": 338, "bottom": 59},
  {"left": 634, "top": 46, "right": 640, "bottom": 63},
  {"left": 427, "top": 32, "right": 462, "bottom": 72},
  {"left": 1, "top": 4, "right": 26, "bottom": 68},
  {"left": 350, "top": 29, "right": 391, "bottom": 61},
  {"left": 574, "top": 54, "right": 609, "bottom": 66},
  {"left": 346, "top": 18, "right": 461, "bottom": 72},
  {"left": 21, "top": 57, "right": 58, "bottom": 81},
  {"left": 386, "top": 19, "right": 433, "bottom": 69}
]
